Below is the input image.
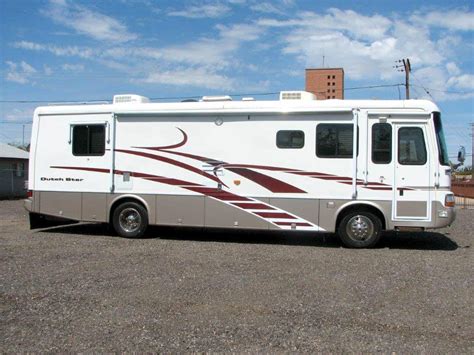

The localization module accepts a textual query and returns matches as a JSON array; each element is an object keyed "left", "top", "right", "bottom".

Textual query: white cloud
[
  {"left": 41, "top": 0, "right": 137, "bottom": 42},
  {"left": 61, "top": 63, "right": 85, "bottom": 72},
  {"left": 5, "top": 61, "right": 37, "bottom": 84},
  {"left": 137, "top": 67, "right": 235, "bottom": 90},
  {"left": 4, "top": 107, "right": 35, "bottom": 122},
  {"left": 250, "top": 3, "right": 285, "bottom": 15},
  {"left": 14, "top": 41, "right": 95, "bottom": 58},
  {"left": 258, "top": 8, "right": 392, "bottom": 40},
  {"left": 411, "top": 10, "right": 474, "bottom": 31},
  {"left": 43, "top": 65, "right": 53, "bottom": 75},
  {"left": 446, "top": 62, "right": 461, "bottom": 76},
  {"left": 447, "top": 74, "right": 474, "bottom": 91},
  {"left": 168, "top": 3, "right": 230, "bottom": 19}
]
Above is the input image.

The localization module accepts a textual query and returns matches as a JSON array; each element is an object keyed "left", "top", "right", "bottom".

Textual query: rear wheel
[
  {"left": 337, "top": 211, "right": 382, "bottom": 248},
  {"left": 112, "top": 201, "right": 148, "bottom": 238}
]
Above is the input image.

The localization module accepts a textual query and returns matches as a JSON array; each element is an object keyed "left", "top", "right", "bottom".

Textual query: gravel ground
[{"left": 1, "top": 199, "right": 473, "bottom": 352}]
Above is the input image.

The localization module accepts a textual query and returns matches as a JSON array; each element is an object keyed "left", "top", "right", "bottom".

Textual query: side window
[
  {"left": 12, "top": 162, "right": 25, "bottom": 177},
  {"left": 72, "top": 124, "right": 105, "bottom": 156},
  {"left": 398, "top": 127, "right": 427, "bottom": 165},
  {"left": 316, "top": 124, "right": 354, "bottom": 158},
  {"left": 372, "top": 123, "right": 392, "bottom": 164},
  {"left": 276, "top": 130, "right": 304, "bottom": 149}
]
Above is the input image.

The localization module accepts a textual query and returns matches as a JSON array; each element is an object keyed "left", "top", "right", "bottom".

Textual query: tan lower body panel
[
  {"left": 39, "top": 191, "right": 82, "bottom": 220},
  {"left": 156, "top": 195, "right": 204, "bottom": 227},
  {"left": 30, "top": 191, "right": 454, "bottom": 232}
]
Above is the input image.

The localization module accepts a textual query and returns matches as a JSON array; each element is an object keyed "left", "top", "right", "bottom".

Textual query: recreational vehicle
[{"left": 25, "top": 91, "right": 456, "bottom": 247}]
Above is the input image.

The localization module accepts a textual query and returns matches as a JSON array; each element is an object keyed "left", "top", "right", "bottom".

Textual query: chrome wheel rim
[
  {"left": 119, "top": 208, "right": 142, "bottom": 233},
  {"left": 346, "top": 215, "right": 374, "bottom": 241}
]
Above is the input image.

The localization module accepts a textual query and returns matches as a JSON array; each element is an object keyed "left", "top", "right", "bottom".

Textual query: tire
[
  {"left": 337, "top": 211, "right": 382, "bottom": 248},
  {"left": 112, "top": 201, "right": 148, "bottom": 238}
]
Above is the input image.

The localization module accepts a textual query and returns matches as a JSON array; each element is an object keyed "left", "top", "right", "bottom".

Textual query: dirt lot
[{"left": 1, "top": 199, "right": 473, "bottom": 352}]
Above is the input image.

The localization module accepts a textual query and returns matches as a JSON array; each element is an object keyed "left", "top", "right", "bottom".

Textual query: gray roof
[{"left": 0, "top": 143, "right": 29, "bottom": 160}]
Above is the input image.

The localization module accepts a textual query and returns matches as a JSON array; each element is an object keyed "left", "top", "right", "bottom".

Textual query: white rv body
[{"left": 25, "top": 92, "right": 455, "bottom": 243}]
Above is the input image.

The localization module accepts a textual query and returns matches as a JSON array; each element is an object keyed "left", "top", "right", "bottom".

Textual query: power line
[
  {"left": 0, "top": 121, "right": 32, "bottom": 124},
  {"left": 0, "top": 84, "right": 405, "bottom": 104},
  {"left": 410, "top": 84, "right": 471, "bottom": 95},
  {"left": 411, "top": 73, "right": 435, "bottom": 101}
]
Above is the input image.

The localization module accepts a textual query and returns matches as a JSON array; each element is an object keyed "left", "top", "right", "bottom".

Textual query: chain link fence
[{"left": 0, "top": 168, "right": 28, "bottom": 199}]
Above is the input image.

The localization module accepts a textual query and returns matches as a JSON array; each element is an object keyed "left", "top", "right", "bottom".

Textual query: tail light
[
  {"left": 445, "top": 194, "right": 455, "bottom": 207},
  {"left": 27, "top": 190, "right": 33, "bottom": 198}
]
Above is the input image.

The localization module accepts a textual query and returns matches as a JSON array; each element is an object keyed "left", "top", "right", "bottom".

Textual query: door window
[
  {"left": 372, "top": 123, "right": 392, "bottom": 164},
  {"left": 398, "top": 127, "right": 427, "bottom": 165}
]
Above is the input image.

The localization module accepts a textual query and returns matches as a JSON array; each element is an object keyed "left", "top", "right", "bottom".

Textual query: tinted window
[
  {"left": 372, "top": 123, "right": 392, "bottom": 164},
  {"left": 316, "top": 124, "right": 354, "bottom": 158},
  {"left": 73, "top": 124, "right": 105, "bottom": 156},
  {"left": 276, "top": 130, "right": 304, "bottom": 149},
  {"left": 398, "top": 127, "right": 427, "bottom": 165}
]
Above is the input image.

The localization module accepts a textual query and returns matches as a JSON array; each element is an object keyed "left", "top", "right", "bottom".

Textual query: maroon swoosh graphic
[
  {"left": 132, "top": 128, "right": 394, "bottom": 193},
  {"left": 50, "top": 166, "right": 201, "bottom": 186},
  {"left": 254, "top": 212, "right": 295, "bottom": 219},
  {"left": 221, "top": 164, "right": 298, "bottom": 172},
  {"left": 231, "top": 202, "right": 275, "bottom": 210},
  {"left": 226, "top": 167, "right": 306, "bottom": 193},
  {"left": 115, "top": 149, "right": 226, "bottom": 187},
  {"left": 135, "top": 128, "right": 188, "bottom": 150},
  {"left": 155, "top": 151, "right": 305, "bottom": 193}
]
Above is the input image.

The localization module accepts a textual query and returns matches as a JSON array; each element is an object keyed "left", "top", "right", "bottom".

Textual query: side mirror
[{"left": 457, "top": 146, "right": 466, "bottom": 164}]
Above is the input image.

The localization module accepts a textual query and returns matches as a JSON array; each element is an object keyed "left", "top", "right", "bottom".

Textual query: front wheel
[
  {"left": 112, "top": 202, "right": 148, "bottom": 238},
  {"left": 337, "top": 211, "right": 382, "bottom": 248}
]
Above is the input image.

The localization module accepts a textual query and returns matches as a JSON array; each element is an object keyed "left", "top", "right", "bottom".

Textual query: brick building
[{"left": 305, "top": 68, "right": 344, "bottom": 100}]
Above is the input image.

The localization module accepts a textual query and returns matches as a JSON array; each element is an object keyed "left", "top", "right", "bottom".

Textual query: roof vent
[
  {"left": 279, "top": 91, "right": 316, "bottom": 101},
  {"left": 242, "top": 97, "right": 255, "bottom": 101},
  {"left": 113, "top": 94, "right": 150, "bottom": 104},
  {"left": 201, "top": 95, "right": 232, "bottom": 102}
]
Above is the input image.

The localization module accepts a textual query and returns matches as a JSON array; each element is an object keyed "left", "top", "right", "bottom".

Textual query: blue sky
[{"left": 1, "top": 0, "right": 473, "bottom": 161}]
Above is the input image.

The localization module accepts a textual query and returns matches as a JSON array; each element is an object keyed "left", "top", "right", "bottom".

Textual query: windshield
[{"left": 433, "top": 112, "right": 450, "bottom": 166}]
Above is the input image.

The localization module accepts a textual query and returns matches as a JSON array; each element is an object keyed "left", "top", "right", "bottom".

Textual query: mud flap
[{"left": 29, "top": 213, "right": 78, "bottom": 230}]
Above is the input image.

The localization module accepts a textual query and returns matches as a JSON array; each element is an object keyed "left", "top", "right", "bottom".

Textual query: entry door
[{"left": 393, "top": 123, "right": 431, "bottom": 220}]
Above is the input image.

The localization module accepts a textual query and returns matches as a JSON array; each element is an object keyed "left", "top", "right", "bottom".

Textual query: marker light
[{"left": 445, "top": 194, "right": 455, "bottom": 208}]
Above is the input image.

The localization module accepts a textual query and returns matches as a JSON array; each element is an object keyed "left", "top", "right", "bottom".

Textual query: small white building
[{"left": 0, "top": 143, "right": 29, "bottom": 198}]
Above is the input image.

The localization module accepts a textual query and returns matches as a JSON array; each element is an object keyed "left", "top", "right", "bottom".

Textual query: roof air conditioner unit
[
  {"left": 279, "top": 91, "right": 316, "bottom": 101},
  {"left": 113, "top": 94, "right": 150, "bottom": 104},
  {"left": 201, "top": 95, "right": 232, "bottom": 102}
]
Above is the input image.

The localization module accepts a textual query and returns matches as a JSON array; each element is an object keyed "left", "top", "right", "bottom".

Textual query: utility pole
[
  {"left": 394, "top": 58, "right": 411, "bottom": 99},
  {"left": 22, "top": 124, "right": 25, "bottom": 147},
  {"left": 472, "top": 123, "right": 473, "bottom": 183}
]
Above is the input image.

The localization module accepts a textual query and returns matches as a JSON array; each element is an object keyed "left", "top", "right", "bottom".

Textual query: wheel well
[
  {"left": 335, "top": 204, "right": 386, "bottom": 231},
  {"left": 109, "top": 197, "right": 148, "bottom": 224}
]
